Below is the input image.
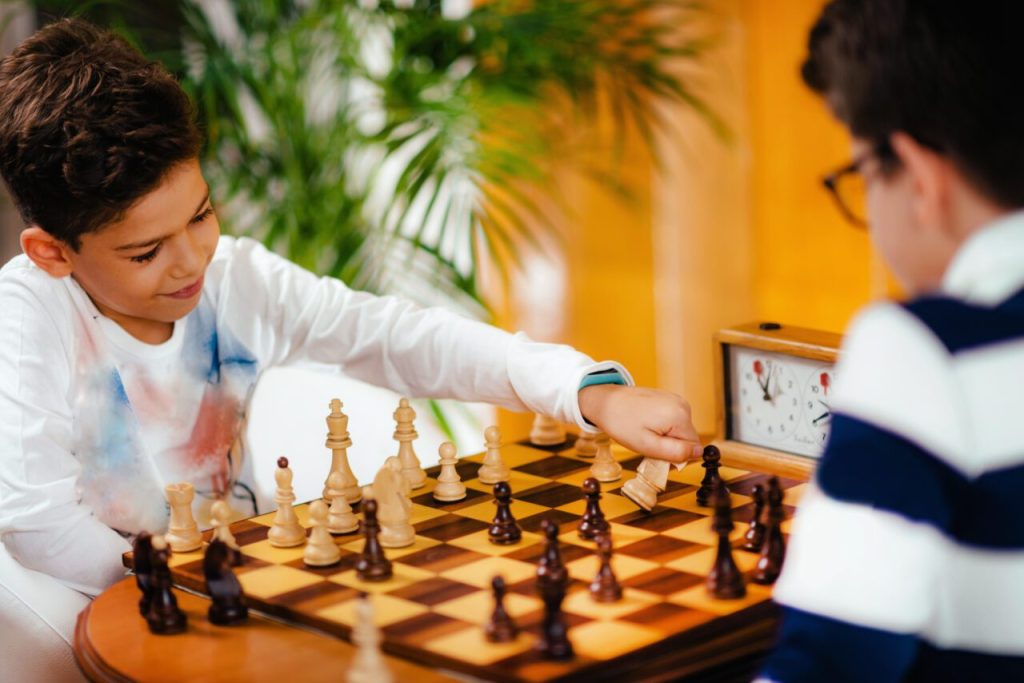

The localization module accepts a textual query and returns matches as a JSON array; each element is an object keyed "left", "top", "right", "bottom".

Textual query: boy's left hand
[{"left": 578, "top": 384, "right": 703, "bottom": 464}]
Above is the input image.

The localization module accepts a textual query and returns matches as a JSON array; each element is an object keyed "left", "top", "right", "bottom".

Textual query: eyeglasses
[{"left": 822, "top": 152, "right": 871, "bottom": 228}]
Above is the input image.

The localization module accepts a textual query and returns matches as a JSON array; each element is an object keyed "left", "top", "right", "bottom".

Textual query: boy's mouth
[{"left": 163, "top": 275, "right": 204, "bottom": 300}]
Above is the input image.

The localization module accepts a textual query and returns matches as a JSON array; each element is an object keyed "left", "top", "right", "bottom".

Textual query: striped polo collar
[{"left": 942, "top": 210, "right": 1024, "bottom": 306}]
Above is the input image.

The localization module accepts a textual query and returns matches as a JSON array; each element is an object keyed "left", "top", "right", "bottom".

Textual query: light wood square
[
  {"left": 316, "top": 593, "right": 429, "bottom": 628},
  {"left": 432, "top": 589, "right": 542, "bottom": 625},
  {"left": 493, "top": 444, "right": 555, "bottom": 468},
  {"left": 562, "top": 588, "right": 658, "bottom": 621},
  {"left": 340, "top": 534, "right": 440, "bottom": 559},
  {"left": 447, "top": 529, "right": 544, "bottom": 556},
  {"left": 570, "top": 620, "right": 663, "bottom": 660},
  {"left": 557, "top": 492, "right": 639, "bottom": 519},
  {"left": 559, "top": 522, "right": 655, "bottom": 549},
  {"left": 665, "top": 546, "right": 760, "bottom": 576},
  {"left": 451, "top": 498, "right": 550, "bottom": 524},
  {"left": 668, "top": 581, "right": 771, "bottom": 616},
  {"left": 556, "top": 468, "right": 626, "bottom": 490},
  {"left": 669, "top": 463, "right": 748, "bottom": 486},
  {"left": 237, "top": 565, "right": 324, "bottom": 599},
  {"left": 464, "top": 470, "right": 551, "bottom": 496},
  {"left": 425, "top": 626, "right": 535, "bottom": 666},
  {"left": 565, "top": 553, "right": 659, "bottom": 584},
  {"left": 440, "top": 556, "right": 537, "bottom": 588},
  {"left": 662, "top": 518, "right": 746, "bottom": 546},
  {"left": 329, "top": 562, "right": 435, "bottom": 593},
  {"left": 784, "top": 483, "right": 809, "bottom": 507},
  {"left": 660, "top": 490, "right": 751, "bottom": 515},
  {"left": 240, "top": 539, "right": 308, "bottom": 564},
  {"left": 410, "top": 503, "right": 449, "bottom": 525},
  {"left": 781, "top": 519, "right": 794, "bottom": 534}
]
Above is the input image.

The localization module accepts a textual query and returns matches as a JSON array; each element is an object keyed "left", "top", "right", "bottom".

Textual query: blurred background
[{"left": 0, "top": 1, "right": 893, "bottom": 497}]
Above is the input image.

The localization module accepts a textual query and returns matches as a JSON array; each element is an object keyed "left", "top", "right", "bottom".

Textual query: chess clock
[{"left": 713, "top": 321, "right": 842, "bottom": 478}]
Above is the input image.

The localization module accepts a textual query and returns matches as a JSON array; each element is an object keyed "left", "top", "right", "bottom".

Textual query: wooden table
[{"left": 74, "top": 577, "right": 459, "bottom": 682}]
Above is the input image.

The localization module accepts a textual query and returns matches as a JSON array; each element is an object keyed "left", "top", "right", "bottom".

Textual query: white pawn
[
  {"left": 268, "top": 457, "right": 306, "bottom": 548},
  {"left": 576, "top": 431, "right": 598, "bottom": 458},
  {"left": 433, "top": 442, "right": 467, "bottom": 502},
  {"left": 394, "top": 398, "right": 427, "bottom": 489},
  {"left": 589, "top": 432, "right": 622, "bottom": 482},
  {"left": 210, "top": 500, "right": 239, "bottom": 551},
  {"left": 164, "top": 482, "right": 202, "bottom": 553},
  {"left": 530, "top": 413, "right": 567, "bottom": 446},
  {"left": 304, "top": 500, "right": 342, "bottom": 567},
  {"left": 348, "top": 595, "right": 393, "bottom": 683},
  {"left": 326, "top": 471, "right": 359, "bottom": 535},
  {"left": 477, "top": 426, "right": 510, "bottom": 485},
  {"left": 375, "top": 457, "right": 415, "bottom": 548}
]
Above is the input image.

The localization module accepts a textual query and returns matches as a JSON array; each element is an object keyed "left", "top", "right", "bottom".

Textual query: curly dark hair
[
  {"left": 802, "top": 0, "right": 1024, "bottom": 208},
  {"left": 0, "top": 18, "right": 201, "bottom": 249}
]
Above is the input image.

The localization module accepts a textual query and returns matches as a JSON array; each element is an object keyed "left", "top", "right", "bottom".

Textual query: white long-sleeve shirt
[{"left": 0, "top": 235, "right": 628, "bottom": 596}]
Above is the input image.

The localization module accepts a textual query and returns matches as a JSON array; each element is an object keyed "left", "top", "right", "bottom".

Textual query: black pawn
[
  {"left": 696, "top": 445, "right": 725, "bottom": 507},
  {"left": 488, "top": 481, "right": 522, "bottom": 545},
  {"left": 356, "top": 499, "right": 393, "bottom": 581},
  {"left": 536, "top": 518, "right": 568, "bottom": 589},
  {"left": 589, "top": 535, "right": 622, "bottom": 603},
  {"left": 485, "top": 575, "right": 519, "bottom": 643},
  {"left": 204, "top": 539, "right": 248, "bottom": 626},
  {"left": 146, "top": 539, "right": 188, "bottom": 635},
  {"left": 577, "top": 478, "right": 611, "bottom": 541},
  {"left": 536, "top": 570, "right": 573, "bottom": 660},
  {"left": 133, "top": 532, "right": 154, "bottom": 617},
  {"left": 742, "top": 484, "right": 767, "bottom": 552},
  {"left": 706, "top": 480, "right": 746, "bottom": 600},
  {"left": 753, "top": 477, "right": 786, "bottom": 585}
]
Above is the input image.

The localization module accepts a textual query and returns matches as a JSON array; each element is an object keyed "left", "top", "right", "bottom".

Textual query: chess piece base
[
  {"left": 477, "top": 466, "right": 511, "bottom": 485},
  {"left": 379, "top": 526, "right": 415, "bottom": 548},
  {"left": 165, "top": 533, "right": 203, "bottom": 554},
  {"left": 328, "top": 518, "right": 360, "bottom": 535},
  {"left": 268, "top": 527, "right": 306, "bottom": 548},
  {"left": 432, "top": 485, "right": 467, "bottom": 502},
  {"left": 589, "top": 461, "right": 622, "bottom": 483},
  {"left": 621, "top": 476, "right": 658, "bottom": 511},
  {"left": 209, "top": 603, "right": 248, "bottom": 626}
]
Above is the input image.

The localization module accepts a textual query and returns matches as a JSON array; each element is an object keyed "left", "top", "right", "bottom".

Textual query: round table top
[{"left": 74, "top": 577, "right": 459, "bottom": 682}]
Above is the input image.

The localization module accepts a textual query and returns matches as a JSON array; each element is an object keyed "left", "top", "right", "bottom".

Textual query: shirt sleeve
[
  {"left": 0, "top": 274, "right": 130, "bottom": 596},
  {"left": 208, "top": 236, "right": 633, "bottom": 429}
]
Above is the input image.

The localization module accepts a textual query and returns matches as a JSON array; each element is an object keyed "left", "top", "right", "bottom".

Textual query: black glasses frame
[{"left": 821, "top": 142, "right": 895, "bottom": 228}]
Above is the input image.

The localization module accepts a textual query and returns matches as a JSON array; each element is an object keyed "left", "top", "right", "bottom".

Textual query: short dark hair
[
  {"left": 802, "top": 0, "right": 1024, "bottom": 208},
  {"left": 0, "top": 18, "right": 201, "bottom": 249}
]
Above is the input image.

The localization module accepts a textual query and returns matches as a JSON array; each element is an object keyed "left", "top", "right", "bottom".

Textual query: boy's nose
[{"left": 167, "top": 231, "right": 205, "bottom": 279}]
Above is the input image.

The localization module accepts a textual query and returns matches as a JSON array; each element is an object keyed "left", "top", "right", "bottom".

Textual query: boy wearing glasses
[{"left": 760, "top": 2, "right": 1024, "bottom": 681}]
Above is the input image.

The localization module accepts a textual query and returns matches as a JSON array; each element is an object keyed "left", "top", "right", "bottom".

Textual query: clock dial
[{"left": 801, "top": 368, "right": 833, "bottom": 448}]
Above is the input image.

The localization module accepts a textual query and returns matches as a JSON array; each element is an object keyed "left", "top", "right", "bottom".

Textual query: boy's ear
[
  {"left": 20, "top": 226, "right": 74, "bottom": 277},
  {"left": 889, "top": 132, "right": 953, "bottom": 233}
]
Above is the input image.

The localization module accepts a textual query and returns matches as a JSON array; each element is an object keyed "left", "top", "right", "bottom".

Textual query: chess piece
[
  {"left": 706, "top": 480, "right": 746, "bottom": 600},
  {"left": 621, "top": 457, "right": 672, "bottom": 512},
  {"left": 742, "top": 484, "right": 767, "bottom": 552},
  {"left": 326, "top": 471, "right": 360, "bottom": 535},
  {"left": 348, "top": 594, "right": 394, "bottom": 683},
  {"left": 477, "top": 425, "right": 510, "bottom": 485},
  {"left": 488, "top": 481, "right": 522, "bottom": 545},
  {"left": 210, "top": 500, "right": 243, "bottom": 566},
  {"left": 530, "top": 413, "right": 567, "bottom": 446},
  {"left": 305, "top": 499, "right": 343, "bottom": 566},
  {"left": 268, "top": 457, "right": 306, "bottom": 548},
  {"left": 589, "top": 535, "right": 622, "bottom": 603},
  {"left": 203, "top": 539, "right": 248, "bottom": 625},
  {"left": 146, "top": 536, "right": 188, "bottom": 635},
  {"left": 355, "top": 499, "right": 393, "bottom": 581},
  {"left": 753, "top": 477, "right": 786, "bottom": 585},
  {"left": 575, "top": 431, "right": 598, "bottom": 458},
  {"left": 374, "top": 457, "right": 415, "bottom": 548},
  {"left": 433, "top": 442, "right": 467, "bottom": 502},
  {"left": 164, "top": 482, "right": 202, "bottom": 553},
  {"left": 535, "top": 569, "right": 573, "bottom": 660},
  {"left": 485, "top": 575, "right": 519, "bottom": 643},
  {"left": 393, "top": 398, "right": 427, "bottom": 489},
  {"left": 577, "top": 478, "right": 611, "bottom": 540},
  {"left": 589, "top": 432, "right": 622, "bottom": 483},
  {"left": 696, "top": 445, "right": 725, "bottom": 507},
  {"left": 536, "top": 518, "right": 569, "bottom": 589},
  {"left": 133, "top": 532, "right": 154, "bottom": 617},
  {"left": 324, "top": 398, "right": 361, "bottom": 504}
]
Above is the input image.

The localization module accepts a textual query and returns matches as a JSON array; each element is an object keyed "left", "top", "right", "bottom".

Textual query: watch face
[{"left": 727, "top": 345, "right": 834, "bottom": 458}]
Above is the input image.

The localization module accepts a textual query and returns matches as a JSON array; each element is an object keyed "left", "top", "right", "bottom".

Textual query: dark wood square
[
  {"left": 411, "top": 485, "right": 488, "bottom": 511},
  {"left": 384, "top": 611, "right": 474, "bottom": 645},
  {"left": 175, "top": 554, "right": 270, "bottom": 579},
  {"left": 398, "top": 544, "right": 489, "bottom": 573},
  {"left": 517, "top": 482, "right": 585, "bottom": 508},
  {"left": 727, "top": 474, "right": 802, "bottom": 496},
  {"left": 611, "top": 505, "right": 704, "bottom": 532},
  {"left": 518, "top": 509, "right": 581, "bottom": 534},
  {"left": 515, "top": 455, "right": 590, "bottom": 478},
  {"left": 267, "top": 579, "right": 358, "bottom": 612},
  {"left": 283, "top": 550, "right": 360, "bottom": 576},
  {"left": 621, "top": 602, "right": 714, "bottom": 632},
  {"left": 623, "top": 567, "right": 705, "bottom": 595},
  {"left": 616, "top": 536, "right": 700, "bottom": 564},
  {"left": 387, "top": 576, "right": 479, "bottom": 607},
  {"left": 413, "top": 514, "right": 490, "bottom": 541},
  {"left": 506, "top": 540, "right": 591, "bottom": 566},
  {"left": 233, "top": 522, "right": 270, "bottom": 546}
]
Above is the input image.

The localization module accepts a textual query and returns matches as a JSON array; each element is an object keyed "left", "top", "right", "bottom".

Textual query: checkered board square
[{"left": 125, "top": 438, "right": 806, "bottom": 682}]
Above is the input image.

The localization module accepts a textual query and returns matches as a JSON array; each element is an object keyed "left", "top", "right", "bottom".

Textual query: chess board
[{"left": 125, "top": 437, "right": 807, "bottom": 682}]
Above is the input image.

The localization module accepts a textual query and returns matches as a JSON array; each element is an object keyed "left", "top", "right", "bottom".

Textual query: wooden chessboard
[{"left": 124, "top": 436, "right": 807, "bottom": 682}]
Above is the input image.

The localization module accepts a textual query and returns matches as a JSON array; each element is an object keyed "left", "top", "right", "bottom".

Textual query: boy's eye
[
  {"left": 130, "top": 244, "right": 161, "bottom": 263},
  {"left": 191, "top": 206, "right": 214, "bottom": 224}
]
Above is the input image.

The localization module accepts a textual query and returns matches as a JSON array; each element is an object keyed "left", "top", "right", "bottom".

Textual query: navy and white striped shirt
[{"left": 761, "top": 212, "right": 1024, "bottom": 682}]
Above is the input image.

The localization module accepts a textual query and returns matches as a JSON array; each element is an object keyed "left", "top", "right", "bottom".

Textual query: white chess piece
[
  {"left": 530, "top": 414, "right": 567, "bottom": 446},
  {"left": 621, "top": 457, "right": 672, "bottom": 511},
  {"left": 326, "top": 471, "right": 360, "bottom": 534},
  {"left": 210, "top": 500, "right": 240, "bottom": 551},
  {"left": 348, "top": 596, "right": 393, "bottom": 683},
  {"left": 324, "top": 399, "right": 361, "bottom": 504},
  {"left": 433, "top": 442, "right": 467, "bottom": 502},
  {"left": 374, "top": 457, "right": 415, "bottom": 548},
  {"left": 164, "top": 482, "right": 202, "bottom": 552},
  {"left": 589, "top": 432, "right": 622, "bottom": 482},
  {"left": 477, "top": 425, "right": 510, "bottom": 485},
  {"left": 268, "top": 457, "right": 306, "bottom": 548},
  {"left": 394, "top": 398, "right": 427, "bottom": 489},
  {"left": 576, "top": 431, "right": 598, "bottom": 458},
  {"left": 304, "top": 499, "right": 342, "bottom": 567}
]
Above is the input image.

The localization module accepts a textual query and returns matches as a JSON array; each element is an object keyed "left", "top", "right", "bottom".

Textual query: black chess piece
[
  {"left": 742, "top": 484, "right": 767, "bottom": 552},
  {"left": 753, "top": 477, "right": 786, "bottom": 585},
  {"left": 577, "top": 478, "right": 611, "bottom": 541},
  {"left": 696, "top": 445, "right": 726, "bottom": 507},
  {"left": 536, "top": 518, "right": 568, "bottom": 589},
  {"left": 536, "top": 572, "right": 574, "bottom": 660},
  {"left": 133, "top": 531, "right": 154, "bottom": 617},
  {"left": 204, "top": 539, "right": 249, "bottom": 626},
  {"left": 706, "top": 480, "right": 746, "bottom": 600},
  {"left": 356, "top": 498, "right": 393, "bottom": 581},
  {"left": 146, "top": 539, "right": 188, "bottom": 635},
  {"left": 589, "top": 535, "right": 622, "bottom": 603},
  {"left": 484, "top": 575, "right": 519, "bottom": 643},
  {"left": 488, "top": 481, "right": 522, "bottom": 545}
]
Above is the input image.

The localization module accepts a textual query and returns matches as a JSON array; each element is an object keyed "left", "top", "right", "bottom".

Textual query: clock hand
[{"left": 812, "top": 411, "right": 831, "bottom": 425}]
